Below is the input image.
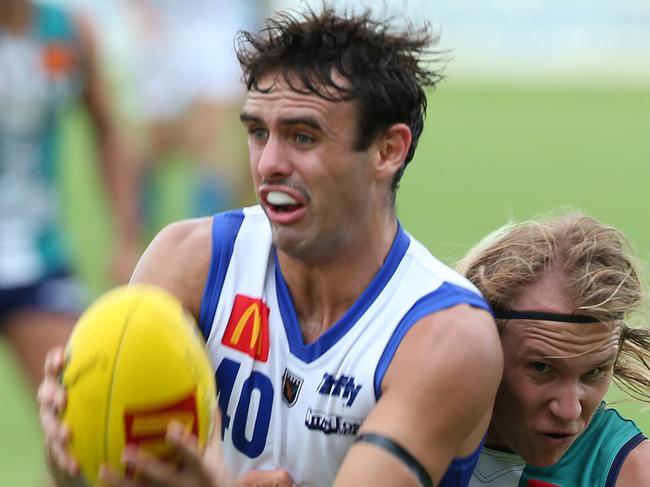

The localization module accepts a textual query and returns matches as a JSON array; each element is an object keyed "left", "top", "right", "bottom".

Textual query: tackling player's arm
[
  {"left": 334, "top": 305, "right": 502, "bottom": 487},
  {"left": 616, "top": 439, "right": 650, "bottom": 486}
]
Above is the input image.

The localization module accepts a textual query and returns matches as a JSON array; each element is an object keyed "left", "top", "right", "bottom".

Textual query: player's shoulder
[
  {"left": 144, "top": 206, "right": 266, "bottom": 273},
  {"left": 416, "top": 304, "right": 500, "bottom": 358},
  {"left": 386, "top": 304, "right": 501, "bottom": 395},
  {"left": 154, "top": 216, "right": 214, "bottom": 254},
  {"left": 616, "top": 439, "right": 650, "bottom": 486},
  {"left": 404, "top": 230, "right": 484, "bottom": 297},
  {"left": 131, "top": 217, "right": 214, "bottom": 317}
]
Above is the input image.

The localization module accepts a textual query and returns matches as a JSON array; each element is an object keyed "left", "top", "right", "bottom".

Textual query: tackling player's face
[
  {"left": 486, "top": 270, "right": 620, "bottom": 467},
  {"left": 240, "top": 72, "right": 389, "bottom": 263}
]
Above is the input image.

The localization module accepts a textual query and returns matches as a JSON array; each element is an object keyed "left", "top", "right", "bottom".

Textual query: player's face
[
  {"left": 241, "top": 72, "right": 388, "bottom": 263},
  {"left": 487, "top": 270, "right": 620, "bottom": 467}
]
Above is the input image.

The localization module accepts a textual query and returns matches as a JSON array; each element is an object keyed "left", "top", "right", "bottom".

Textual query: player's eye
[
  {"left": 295, "top": 133, "right": 315, "bottom": 145},
  {"left": 248, "top": 127, "right": 268, "bottom": 141},
  {"left": 583, "top": 367, "right": 606, "bottom": 381},
  {"left": 529, "top": 362, "right": 551, "bottom": 375}
]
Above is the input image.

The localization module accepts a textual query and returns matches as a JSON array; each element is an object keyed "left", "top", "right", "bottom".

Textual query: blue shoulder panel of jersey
[
  {"left": 275, "top": 224, "right": 410, "bottom": 363},
  {"left": 373, "top": 282, "right": 491, "bottom": 398},
  {"left": 439, "top": 440, "right": 484, "bottom": 487},
  {"left": 199, "top": 209, "right": 245, "bottom": 339}
]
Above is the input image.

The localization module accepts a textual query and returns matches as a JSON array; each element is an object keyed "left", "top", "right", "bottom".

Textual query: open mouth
[
  {"left": 540, "top": 432, "right": 576, "bottom": 444},
  {"left": 272, "top": 203, "right": 302, "bottom": 213},
  {"left": 266, "top": 191, "right": 303, "bottom": 213},
  {"left": 261, "top": 189, "right": 307, "bottom": 223},
  {"left": 545, "top": 433, "right": 569, "bottom": 439}
]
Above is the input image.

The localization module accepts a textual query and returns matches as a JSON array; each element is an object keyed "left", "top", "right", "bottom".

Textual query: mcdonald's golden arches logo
[{"left": 221, "top": 294, "right": 270, "bottom": 361}]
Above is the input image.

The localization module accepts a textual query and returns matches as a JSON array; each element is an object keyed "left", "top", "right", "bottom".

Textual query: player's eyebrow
[
  {"left": 523, "top": 347, "right": 618, "bottom": 366},
  {"left": 239, "top": 112, "right": 261, "bottom": 124},
  {"left": 239, "top": 113, "right": 324, "bottom": 132},
  {"left": 279, "top": 116, "right": 323, "bottom": 131}
]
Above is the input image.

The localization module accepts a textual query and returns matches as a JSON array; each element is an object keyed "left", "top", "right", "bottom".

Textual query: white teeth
[{"left": 267, "top": 191, "right": 298, "bottom": 205}]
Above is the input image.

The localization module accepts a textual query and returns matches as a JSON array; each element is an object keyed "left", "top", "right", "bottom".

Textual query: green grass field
[{"left": 1, "top": 83, "right": 649, "bottom": 486}]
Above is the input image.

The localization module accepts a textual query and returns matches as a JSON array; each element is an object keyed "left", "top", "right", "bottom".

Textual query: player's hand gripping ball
[{"left": 61, "top": 284, "right": 216, "bottom": 483}]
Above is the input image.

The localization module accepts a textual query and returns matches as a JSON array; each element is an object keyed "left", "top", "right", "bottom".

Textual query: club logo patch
[
  {"left": 222, "top": 294, "right": 270, "bottom": 361},
  {"left": 282, "top": 368, "right": 304, "bottom": 407}
]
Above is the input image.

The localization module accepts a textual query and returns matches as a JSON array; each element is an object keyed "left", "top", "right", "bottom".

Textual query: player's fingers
[
  {"left": 37, "top": 378, "right": 67, "bottom": 414},
  {"left": 120, "top": 447, "right": 178, "bottom": 487},
  {"left": 97, "top": 465, "right": 120, "bottom": 487},
  {"left": 48, "top": 433, "right": 79, "bottom": 476},
  {"left": 38, "top": 381, "right": 69, "bottom": 449},
  {"left": 40, "top": 403, "right": 78, "bottom": 476},
  {"left": 98, "top": 464, "right": 141, "bottom": 487},
  {"left": 165, "top": 421, "right": 203, "bottom": 472},
  {"left": 40, "top": 348, "right": 67, "bottom": 415},
  {"left": 236, "top": 469, "right": 295, "bottom": 487},
  {"left": 44, "top": 346, "right": 66, "bottom": 376},
  {"left": 37, "top": 379, "right": 55, "bottom": 411}
]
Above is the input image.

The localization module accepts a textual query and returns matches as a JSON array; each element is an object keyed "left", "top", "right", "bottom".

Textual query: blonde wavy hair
[{"left": 457, "top": 211, "right": 650, "bottom": 402}]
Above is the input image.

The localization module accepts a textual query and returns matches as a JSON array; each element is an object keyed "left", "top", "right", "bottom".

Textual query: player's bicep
[{"left": 334, "top": 306, "right": 501, "bottom": 486}]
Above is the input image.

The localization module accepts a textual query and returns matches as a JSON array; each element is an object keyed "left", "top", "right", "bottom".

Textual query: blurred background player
[
  {"left": 0, "top": 0, "right": 139, "bottom": 388},
  {"left": 458, "top": 212, "right": 650, "bottom": 486},
  {"left": 79, "top": 0, "right": 267, "bottom": 235}
]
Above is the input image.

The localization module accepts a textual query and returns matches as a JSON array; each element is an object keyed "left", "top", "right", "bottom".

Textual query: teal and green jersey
[
  {"left": 470, "top": 404, "right": 646, "bottom": 487},
  {"left": 0, "top": 2, "right": 83, "bottom": 287}
]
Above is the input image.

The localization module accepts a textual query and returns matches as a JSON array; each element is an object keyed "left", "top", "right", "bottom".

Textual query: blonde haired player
[{"left": 459, "top": 212, "right": 650, "bottom": 486}]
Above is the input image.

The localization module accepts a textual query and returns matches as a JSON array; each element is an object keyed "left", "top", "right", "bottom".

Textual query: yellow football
[{"left": 61, "top": 284, "right": 216, "bottom": 484}]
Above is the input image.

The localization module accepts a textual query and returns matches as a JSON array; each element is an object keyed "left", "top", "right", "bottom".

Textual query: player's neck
[
  {"left": 279, "top": 219, "right": 398, "bottom": 343},
  {"left": 485, "top": 430, "right": 516, "bottom": 454}
]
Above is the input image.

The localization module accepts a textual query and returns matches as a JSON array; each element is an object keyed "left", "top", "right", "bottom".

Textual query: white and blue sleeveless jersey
[{"left": 199, "top": 206, "right": 492, "bottom": 487}]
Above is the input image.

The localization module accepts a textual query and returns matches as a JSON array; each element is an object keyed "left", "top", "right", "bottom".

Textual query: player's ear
[{"left": 374, "top": 123, "right": 412, "bottom": 180}]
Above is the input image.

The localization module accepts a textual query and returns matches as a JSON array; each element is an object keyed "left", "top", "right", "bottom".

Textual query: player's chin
[{"left": 526, "top": 443, "right": 573, "bottom": 468}]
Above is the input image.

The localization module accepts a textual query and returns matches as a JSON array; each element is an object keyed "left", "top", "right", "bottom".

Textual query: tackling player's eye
[
  {"left": 529, "top": 362, "right": 551, "bottom": 375},
  {"left": 583, "top": 367, "right": 607, "bottom": 382}
]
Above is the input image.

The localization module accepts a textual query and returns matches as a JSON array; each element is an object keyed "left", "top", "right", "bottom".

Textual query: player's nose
[
  {"left": 548, "top": 381, "right": 583, "bottom": 423},
  {"left": 257, "top": 135, "right": 293, "bottom": 179}
]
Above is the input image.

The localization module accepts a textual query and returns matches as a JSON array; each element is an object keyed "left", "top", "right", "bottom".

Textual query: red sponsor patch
[
  {"left": 221, "top": 294, "right": 270, "bottom": 362},
  {"left": 124, "top": 393, "right": 198, "bottom": 451},
  {"left": 527, "top": 480, "right": 561, "bottom": 487}
]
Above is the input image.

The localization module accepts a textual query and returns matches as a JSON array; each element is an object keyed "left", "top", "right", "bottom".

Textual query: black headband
[{"left": 491, "top": 305, "right": 624, "bottom": 323}]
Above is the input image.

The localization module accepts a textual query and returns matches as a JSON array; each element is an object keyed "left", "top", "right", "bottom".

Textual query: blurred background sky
[
  {"left": 272, "top": 0, "right": 650, "bottom": 84},
  {"left": 48, "top": 0, "right": 650, "bottom": 86}
]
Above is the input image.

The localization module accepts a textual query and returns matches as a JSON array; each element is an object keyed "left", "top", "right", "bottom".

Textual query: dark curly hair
[{"left": 235, "top": 5, "right": 446, "bottom": 199}]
